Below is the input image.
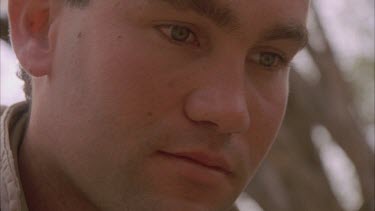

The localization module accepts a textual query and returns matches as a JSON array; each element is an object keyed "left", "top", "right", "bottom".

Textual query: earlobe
[{"left": 8, "top": 0, "right": 58, "bottom": 77}]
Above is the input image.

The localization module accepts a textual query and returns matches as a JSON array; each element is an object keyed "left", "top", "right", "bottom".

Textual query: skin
[{"left": 9, "top": 0, "right": 309, "bottom": 210}]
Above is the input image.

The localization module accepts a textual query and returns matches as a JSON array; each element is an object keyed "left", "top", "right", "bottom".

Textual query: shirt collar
[{"left": 1, "top": 101, "right": 30, "bottom": 211}]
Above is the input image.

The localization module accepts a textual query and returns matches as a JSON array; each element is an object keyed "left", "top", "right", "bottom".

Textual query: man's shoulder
[
  {"left": 0, "top": 102, "right": 29, "bottom": 124},
  {"left": 1, "top": 102, "right": 29, "bottom": 117}
]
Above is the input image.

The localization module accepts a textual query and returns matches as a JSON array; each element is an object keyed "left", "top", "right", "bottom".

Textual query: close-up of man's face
[{"left": 8, "top": 0, "right": 309, "bottom": 210}]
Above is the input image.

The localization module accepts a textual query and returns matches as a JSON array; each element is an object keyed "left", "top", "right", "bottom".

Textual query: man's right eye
[{"left": 157, "top": 25, "right": 200, "bottom": 47}]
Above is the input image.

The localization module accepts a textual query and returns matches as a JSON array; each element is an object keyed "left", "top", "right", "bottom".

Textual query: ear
[{"left": 8, "top": 0, "right": 62, "bottom": 77}]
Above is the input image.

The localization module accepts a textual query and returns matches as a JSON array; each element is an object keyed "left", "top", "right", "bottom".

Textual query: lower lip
[{"left": 157, "top": 151, "right": 231, "bottom": 186}]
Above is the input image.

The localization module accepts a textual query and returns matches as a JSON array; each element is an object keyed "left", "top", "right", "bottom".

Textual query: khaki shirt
[{"left": 0, "top": 102, "right": 29, "bottom": 211}]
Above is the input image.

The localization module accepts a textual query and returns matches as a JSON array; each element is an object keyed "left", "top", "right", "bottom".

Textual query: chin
[{"left": 146, "top": 196, "right": 234, "bottom": 211}]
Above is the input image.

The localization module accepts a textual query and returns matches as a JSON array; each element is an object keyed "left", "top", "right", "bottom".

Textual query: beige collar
[{"left": 1, "top": 102, "right": 30, "bottom": 211}]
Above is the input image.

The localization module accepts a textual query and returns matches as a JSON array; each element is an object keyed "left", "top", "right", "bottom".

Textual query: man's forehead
[
  {"left": 144, "top": 0, "right": 307, "bottom": 26},
  {"left": 145, "top": 0, "right": 240, "bottom": 30}
]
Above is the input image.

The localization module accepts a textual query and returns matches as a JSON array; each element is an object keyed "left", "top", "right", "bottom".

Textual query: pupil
[
  {"left": 261, "top": 54, "right": 275, "bottom": 66},
  {"left": 171, "top": 26, "right": 189, "bottom": 41}
]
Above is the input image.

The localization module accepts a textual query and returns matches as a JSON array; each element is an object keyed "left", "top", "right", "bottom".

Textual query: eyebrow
[
  {"left": 155, "top": 0, "right": 240, "bottom": 30},
  {"left": 150, "top": 0, "right": 309, "bottom": 47},
  {"left": 258, "top": 23, "right": 309, "bottom": 49}
]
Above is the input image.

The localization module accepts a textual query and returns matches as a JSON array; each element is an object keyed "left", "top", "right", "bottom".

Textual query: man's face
[{"left": 39, "top": 0, "right": 308, "bottom": 210}]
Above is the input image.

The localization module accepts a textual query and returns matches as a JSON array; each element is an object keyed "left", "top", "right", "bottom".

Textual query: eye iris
[
  {"left": 260, "top": 53, "right": 277, "bottom": 67},
  {"left": 171, "top": 26, "right": 190, "bottom": 41}
]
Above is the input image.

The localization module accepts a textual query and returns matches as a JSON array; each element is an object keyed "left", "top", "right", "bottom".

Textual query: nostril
[
  {"left": 183, "top": 104, "right": 219, "bottom": 128},
  {"left": 184, "top": 87, "right": 250, "bottom": 134},
  {"left": 195, "top": 120, "right": 219, "bottom": 130}
]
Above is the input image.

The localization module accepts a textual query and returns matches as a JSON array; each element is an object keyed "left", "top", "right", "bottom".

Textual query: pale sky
[{"left": 0, "top": 40, "right": 25, "bottom": 105}]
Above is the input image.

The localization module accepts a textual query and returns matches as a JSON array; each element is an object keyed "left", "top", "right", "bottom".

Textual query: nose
[{"left": 184, "top": 79, "right": 250, "bottom": 134}]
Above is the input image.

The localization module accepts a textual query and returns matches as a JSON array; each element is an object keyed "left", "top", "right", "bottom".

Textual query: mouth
[{"left": 157, "top": 150, "right": 233, "bottom": 176}]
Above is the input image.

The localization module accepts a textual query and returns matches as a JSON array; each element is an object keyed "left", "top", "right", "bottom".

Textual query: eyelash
[
  {"left": 249, "top": 52, "right": 289, "bottom": 70},
  {"left": 156, "top": 24, "right": 200, "bottom": 47}
]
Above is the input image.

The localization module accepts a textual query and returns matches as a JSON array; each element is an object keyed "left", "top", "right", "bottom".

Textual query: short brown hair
[{"left": 18, "top": 0, "right": 90, "bottom": 103}]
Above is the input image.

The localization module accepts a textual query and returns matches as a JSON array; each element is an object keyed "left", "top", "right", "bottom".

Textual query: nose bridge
[{"left": 184, "top": 57, "right": 251, "bottom": 134}]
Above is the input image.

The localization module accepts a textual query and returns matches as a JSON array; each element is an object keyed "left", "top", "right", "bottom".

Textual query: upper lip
[{"left": 159, "top": 150, "right": 233, "bottom": 175}]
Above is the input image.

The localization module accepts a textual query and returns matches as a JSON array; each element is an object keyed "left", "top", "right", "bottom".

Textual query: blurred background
[{"left": 1, "top": 0, "right": 374, "bottom": 211}]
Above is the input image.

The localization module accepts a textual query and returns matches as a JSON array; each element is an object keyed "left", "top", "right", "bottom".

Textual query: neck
[{"left": 18, "top": 128, "right": 99, "bottom": 211}]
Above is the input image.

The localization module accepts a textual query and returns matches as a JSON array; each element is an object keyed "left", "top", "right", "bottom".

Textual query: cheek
[
  {"left": 74, "top": 27, "right": 193, "bottom": 131},
  {"left": 251, "top": 82, "right": 288, "bottom": 148},
  {"left": 76, "top": 23, "right": 159, "bottom": 97},
  {"left": 256, "top": 98, "right": 287, "bottom": 144},
  {"left": 235, "top": 103, "right": 286, "bottom": 184},
  {"left": 237, "top": 78, "right": 288, "bottom": 174}
]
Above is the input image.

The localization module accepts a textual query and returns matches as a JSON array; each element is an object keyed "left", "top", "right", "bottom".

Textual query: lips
[{"left": 158, "top": 150, "right": 233, "bottom": 175}]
